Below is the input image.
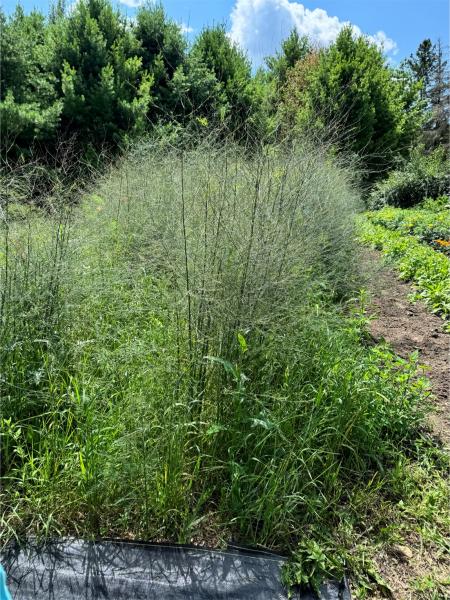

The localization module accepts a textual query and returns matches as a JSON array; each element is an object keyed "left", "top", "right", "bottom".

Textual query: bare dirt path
[{"left": 360, "top": 249, "right": 449, "bottom": 448}]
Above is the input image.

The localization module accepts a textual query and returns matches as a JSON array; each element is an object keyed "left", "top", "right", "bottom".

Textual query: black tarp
[{"left": 1, "top": 539, "right": 351, "bottom": 599}]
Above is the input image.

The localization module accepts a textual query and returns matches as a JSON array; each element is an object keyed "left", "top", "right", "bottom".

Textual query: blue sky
[{"left": 3, "top": 0, "right": 449, "bottom": 67}]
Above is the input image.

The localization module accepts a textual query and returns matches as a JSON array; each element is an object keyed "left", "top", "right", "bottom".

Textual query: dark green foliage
[
  {"left": 427, "top": 40, "right": 450, "bottom": 149},
  {"left": 406, "top": 39, "right": 436, "bottom": 101},
  {"left": 0, "top": 7, "right": 62, "bottom": 157},
  {"left": 0, "top": 0, "right": 444, "bottom": 198},
  {"left": 369, "top": 146, "right": 449, "bottom": 208},
  {"left": 134, "top": 2, "right": 186, "bottom": 116},
  {"left": 54, "top": 0, "right": 152, "bottom": 146},
  {"left": 169, "top": 54, "right": 223, "bottom": 123},
  {"left": 0, "top": 3, "right": 268, "bottom": 163},
  {"left": 291, "top": 27, "right": 422, "bottom": 177},
  {"left": 266, "top": 29, "right": 311, "bottom": 89},
  {"left": 191, "top": 26, "right": 255, "bottom": 138}
]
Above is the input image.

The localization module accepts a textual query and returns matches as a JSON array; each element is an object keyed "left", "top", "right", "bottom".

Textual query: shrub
[
  {"left": 420, "top": 195, "right": 450, "bottom": 211},
  {"left": 369, "top": 146, "right": 449, "bottom": 209}
]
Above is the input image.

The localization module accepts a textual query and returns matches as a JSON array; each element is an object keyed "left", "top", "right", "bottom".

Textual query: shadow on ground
[{"left": 1, "top": 539, "right": 351, "bottom": 600}]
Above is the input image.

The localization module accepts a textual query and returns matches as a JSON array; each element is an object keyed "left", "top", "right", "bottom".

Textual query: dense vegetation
[
  {"left": 0, "top": 0, "right": 263, "bottom": 161},
  {"left": 360, "top": 215, "right": 450, "bottom": 324},
  {"left": 369, "top": 147, "right": 449, "bottom": 208},
  {"left": 366, "top": 198, "right": 450, "bottom": 251},
  {"left": 1, "top": 136, "right": 449, "bottom": 597},
  {"left": 1, "top": 0, "right": 440, "bottom": 174},
  {"left": 1, "top": 1, "right": 449, "bottom": 597}
]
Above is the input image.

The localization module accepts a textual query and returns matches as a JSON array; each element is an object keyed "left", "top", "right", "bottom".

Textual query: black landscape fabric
[{"left": 1, "top": 539, "right": 351, "bottom": 600}]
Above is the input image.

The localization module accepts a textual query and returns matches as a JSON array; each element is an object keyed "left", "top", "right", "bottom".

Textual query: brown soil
[
  {"left": 357, "top": 249, "right": 450, "bottom": 599},
  {"left": 371, "top": 536, "right": 450, "bottom": 600},
  {"left": 361, "top": 249, "right": 450, "bottom": 448}
]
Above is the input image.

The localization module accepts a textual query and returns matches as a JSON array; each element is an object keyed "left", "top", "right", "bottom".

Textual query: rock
[{"left": 391, "top": 544, "right": 413, "bottom": 560}]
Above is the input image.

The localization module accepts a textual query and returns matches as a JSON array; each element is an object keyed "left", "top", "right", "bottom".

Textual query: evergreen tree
[
  {"left": 266, "top": 29, "right": 311, "bottom": 89},
  {"left": 279, "top": 50, "right": 320, "bottom": 133},
  {"left": 170, "top": 54, "right": 223, "bottom": 124},
  {"left": 406, "top": 38, "right": 449, "bottom": 148},
  {"left": 294, "top": 27, "right": 422, "bottom": 177},
  {"left": 406, "top": 39, "right": 436, "bottom": 101},
  {"left": 0, "top": 0, "right": 432, "bottom": 169},
  {"left": 53, "top": 0, "right": 152, "bottom": 147},
  {"left": 427, "top": 40, "right": 449, "bottom": 148},
  {"left": 134, "top": 3, "right": 186, "bottom": 117},
  {"left": 191, "top": 25, "right": 254, "bottom": 138},
  {"left": 0, "top": 7, "right": 62, "bottom": 158}
]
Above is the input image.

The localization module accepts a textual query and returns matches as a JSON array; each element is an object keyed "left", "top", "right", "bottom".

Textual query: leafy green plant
[
  {"left": 420, "top": 195, "right": 449, "bottom": 211},
  {"left": 0, "top": 7, "right": 62, "bottom": 157},
  {"left": 369, "top": 146, "right": 449, "bottom": 209},
  {"left": 283, "top": 539, "right": 343, "bottom": 593},
  {"left": 359, "top": 217, "right": 450, "bottom": 321},
  {"left": 366, "top": 204, "right": 450, "bottom": 254},
  {"left": 1, "top": 137, "right": 448, "bottom": 598}
]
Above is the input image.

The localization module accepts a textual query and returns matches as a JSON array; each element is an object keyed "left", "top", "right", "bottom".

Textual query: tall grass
[{"left": 0, "top": 135, "right": 434, "bottom": 581}]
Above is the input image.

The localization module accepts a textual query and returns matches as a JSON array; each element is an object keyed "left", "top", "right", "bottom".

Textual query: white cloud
[
  {"left": 119, "top": 0, "right": 144, "bottom": 8},
  {"left": 368, "top": 30, "right": 398, "bottom": 55},
  {"left": 179, "top": 23, "right": 195, "bottom": 34},
  {"left": 229, "top": 0, "right": 397, "bottom": 65}
]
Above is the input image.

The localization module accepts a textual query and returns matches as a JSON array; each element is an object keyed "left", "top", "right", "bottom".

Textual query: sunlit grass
[{"left": 1, "top": 135, "right": 448, "bottom": 595}]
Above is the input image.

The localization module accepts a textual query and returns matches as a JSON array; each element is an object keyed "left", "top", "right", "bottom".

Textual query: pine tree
[
  {"left": 191, "top": 25, "right": 254, "bottom": 138},
  {"left": 427, "top": 39, "right": 449, "bottom": 148},
  {"left": 293, "top": 27, "right": 421, "bottom": 177},
  {"left": 406, "top": 39, "right": 436, "bottom": 102},
  {"left": 0, "top": 7, "right": 62, "bottom": 158},
  {"left": 404, "top": 38, "right": 449, "bottom": 149},
  {"left": 266, "top": 29, "right": 311, "bottom": 89}
]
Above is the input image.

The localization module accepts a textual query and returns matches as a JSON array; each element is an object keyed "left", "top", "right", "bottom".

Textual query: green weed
[
  {"left": 358, "top": 217, "right": 450, "bottom": 322},
  {"left": 1, "top": 138, "right": 448, "bottom": 595}
]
